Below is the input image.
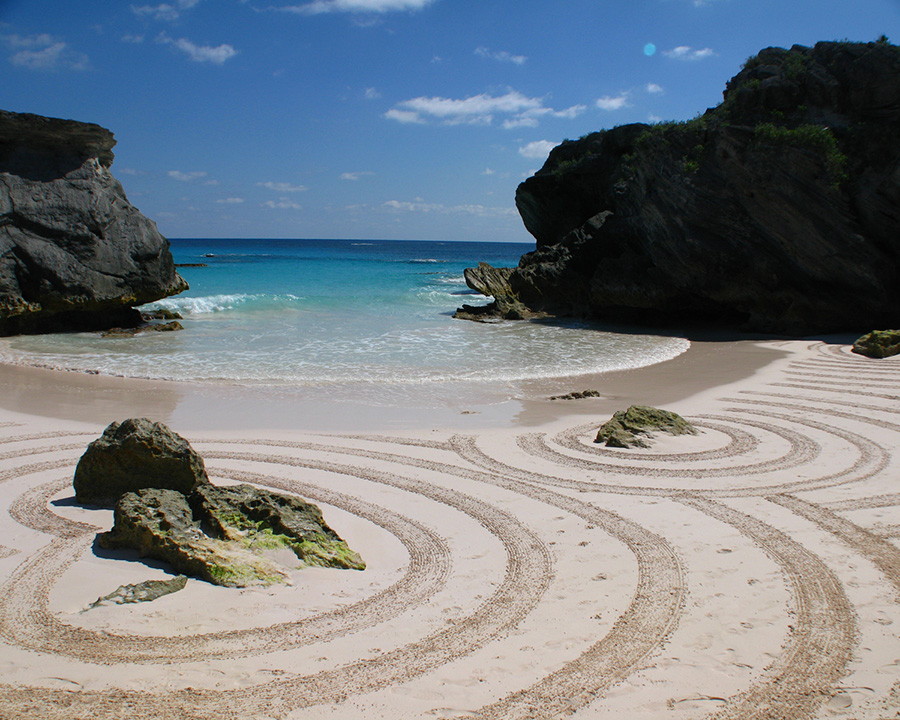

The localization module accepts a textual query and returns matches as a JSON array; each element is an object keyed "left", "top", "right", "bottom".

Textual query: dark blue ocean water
[{"left": 0, "top": 239, "right": 688, "bottom": 405}]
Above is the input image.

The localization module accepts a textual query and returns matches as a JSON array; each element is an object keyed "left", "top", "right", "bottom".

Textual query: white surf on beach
[{"left": 0, "top": 238, "right": 690, "bottom": 407}]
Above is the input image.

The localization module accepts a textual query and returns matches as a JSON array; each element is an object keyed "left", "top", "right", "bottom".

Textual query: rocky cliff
[
  {"left": 458, "top": 40, "right": 900, "bottom": 334},
  {"left": 0, "top": 110, "right": 187, "bottom": 335}
]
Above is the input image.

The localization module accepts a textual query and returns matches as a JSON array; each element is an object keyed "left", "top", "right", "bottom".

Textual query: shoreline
[{"left": 0, "top": 332, "right": 787, "bottom": 433}]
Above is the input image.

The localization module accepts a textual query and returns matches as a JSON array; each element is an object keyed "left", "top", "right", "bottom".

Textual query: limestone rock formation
[
  {"left": 0, "top": 110, "right": 187, "bottom": 335},
  {"left": 459, "top": 41, "right": 900, "bottom": 335},
  {"left": 73, "top": 418, "right": 210, "bottom": 507},
  {"left": 852, "top": 329, "right": 900, "bottom": 358},
  {"left": 75, "top": 419, "right": 365, "bottom": 587},
  {"left": 99, "top": 485, "right": 365, "bottom": 587},
  {"left": 595, "top": 405, "right": 697, "bottom": 448}
]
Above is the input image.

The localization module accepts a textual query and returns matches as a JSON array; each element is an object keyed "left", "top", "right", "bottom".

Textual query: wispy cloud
[
  {"left": 216, "top": 197, "right": 245, "bottom": 204},
  {"left": 263, "top": 198, "right": 302, "bottom": 209},
  {"left": 646, "top": 82, "right": 663, "bottom": 94},
  {"left": 132, "top": 0, "right": 202, "bottom": 22},
  {"left": 340, "top": 171, "right": 374, "bottom": 180},
  {"left": 518, "top": 140, "right": 557, "bottom": 159},
  {"left": 663, "top": 45, "right": 716, "bottom": 61},
  {"left": 168, "top": 170, "right": 208, "bottom": 182},
  {"left": 257, "top": 181, "right": 307, "bottom": 192},
  {"left": 475, "top": 46, "right": 526, "bottom": 65},
  {"left": 277, "top": 0, "right": 435, "bottom": 15},
  {"left": 386, "top": 90, "right": 584, "bottom": 128},
  {"left": 4, "top": 34, "right": 89, "bottom": 71},
  {"left": 595, "top": 92, "right": 631, "bottom": 111},
  {"left": 382, "top": 199, "right": 516, "bottom": 217},
  {"left": 364, "top": 87, "right": 381, "bottom": 99},
  {"left": 157, "top": 33, "right": 238, "bottom": 63}
]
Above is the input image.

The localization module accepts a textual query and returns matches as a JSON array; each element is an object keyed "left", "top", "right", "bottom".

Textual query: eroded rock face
[
  {"left": 98, "top": 485, "right": 365, "bottom": 587},
  {"left": 460, "top": 41, "right": 900, "bottom": 335},
  {"left": 595, "top": 405, "right": 697, "bottom": 448},
  {"left": 852, "top": 329, "right": 900, "bottom": 358},
  {"left": 73, "top": 418, "right": 210, "bottom": 507},
  {"left": 0, "top": 110, "right": 187, "bottom": 335}
]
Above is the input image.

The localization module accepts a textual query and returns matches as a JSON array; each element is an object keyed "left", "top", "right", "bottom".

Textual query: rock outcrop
[
  {"left": 74, "top": 418, "right": 210, "bottom": 507},
  {"left": 0, "top": 110, "right": 187, "bottom": 335},
  {"left": 852, "top": 329, "right": 900, "bottom": 358},
  {"left": 595, "top": 405, "right": 697, "bottom": 448},
  {"left": 75, "top": 419, "right": 365, "bottom": 586},
  {"left": 98, "top": 484, "right": 365, "bottom": 587},
  {"left": 459, "top": 40, "right": 900, "bottom": 335}
]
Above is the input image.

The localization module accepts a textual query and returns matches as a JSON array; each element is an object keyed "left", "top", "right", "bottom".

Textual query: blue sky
[{"left": 3, "top": 0, "right": 899, "bottom": 242}]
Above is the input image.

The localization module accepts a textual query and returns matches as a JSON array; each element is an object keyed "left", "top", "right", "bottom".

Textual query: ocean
[{"left": 0, "top": 238, "right": 689, "bottom": 408}]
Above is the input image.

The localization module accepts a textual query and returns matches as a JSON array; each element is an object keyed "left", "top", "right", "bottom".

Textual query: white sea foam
[
  {"left": 143, "top": 293, "right": 303, "bottom": 316},
  {"left": 1, "top": 239, "right": 691, "bottom": 408}
]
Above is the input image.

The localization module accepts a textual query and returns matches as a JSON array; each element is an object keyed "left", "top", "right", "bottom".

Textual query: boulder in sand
[
  {"left": 73, "top": 418, "right": 209, "bottom": 507},
  {"left": 595, "top": 405, "right": 697, "bottom": 448},
  {"left": 852, "top": 329, "right": 900, "bottom": 358}
]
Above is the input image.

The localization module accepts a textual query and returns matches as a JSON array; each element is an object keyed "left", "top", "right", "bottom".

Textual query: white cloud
[
  {"left": 216, "top": 197, "right": 245, "bottom": 204},
  {"left": 475, "top": 46, "right": 526, "bottom": 65},
  {"left": 481, "top": 168, "right": 495, "bottom": 176},
  {"left": 387, "top": 90, "right": 583, "bottom": 128},
  {"left": 5, "top": 34, "right": 88, "bottom": 71},
  {"left": 518, "top": 140, "right": 557, "bottom": 159},
  {"left": 278, "top": 0, "right": 435, "bottom": 15},
  {"left": 132, "top": 0, "right": 201, "bottom": 22},
  {"left": 157, "top": 33, "right": 238, "bottom": 64},
  {"left": 663, "top": 45, "right": 716, "bottom": 61},
  {"left": 595, "top": 93, "right": 631, "bottom": 111},
  {"left": 5, "top": 33, "right": 55, "bottom": 48},
  {"left": 122, "top": 34, "right": 145, "bottom": 43},
  {"left": 257, "top": 181, "right": 307, "bottom": 192},
  {"left": 384, "top": 108, "right": 426, "bottom": 124},
  {"left": 263, "top": 198, "right": 302, "bottom": 209},
  {"left": 646, "top": 82, "right": 663, "bottom": 94},
  {"left": 364, "top": 87, "right": 381, "bottom": 99},
  {"left": 382, "top": 200, "right": 516, "bottom": 217},
  {"left": 168, "top": 170, "right": 207, "bottom": 182},
  {"left": 340, "top": 171, "right": 374, "bottom": 180}
]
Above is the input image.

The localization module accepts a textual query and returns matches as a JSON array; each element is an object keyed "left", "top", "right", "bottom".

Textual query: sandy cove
[{"left": 0, "top": 337, "right": 899, "bottom": 719}]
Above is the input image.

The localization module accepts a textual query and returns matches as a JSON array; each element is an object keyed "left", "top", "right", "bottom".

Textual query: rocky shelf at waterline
[
  {"left": 0, "top": 110, "right": 187, "bottom": 336},
  {"left": 457, "top": 40, "right": 900, "bottom": 335}
]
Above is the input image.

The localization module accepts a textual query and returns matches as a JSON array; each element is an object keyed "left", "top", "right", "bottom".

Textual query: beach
[{"left": 1, "top": 335, "right": 899, "bottom": 719}]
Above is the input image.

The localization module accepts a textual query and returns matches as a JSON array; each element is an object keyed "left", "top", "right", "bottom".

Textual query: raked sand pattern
[{"left": 1, "top": 340, "right": 900, "bottom": 719}]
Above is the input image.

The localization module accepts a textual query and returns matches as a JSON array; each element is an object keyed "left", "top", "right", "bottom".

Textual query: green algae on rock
[
  {"left": 852, "top": 329, "right": 900, "bottom": 358},
  {"left": 595, "top": 405, "right": 697, "bottom": 448},
  {"left": 98, "top": 484, "right": 365, "bottom": 587}
]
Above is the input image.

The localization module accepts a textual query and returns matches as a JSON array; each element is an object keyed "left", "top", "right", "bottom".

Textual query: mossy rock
[
  {"left": 595, "top": 405, "right": 697, "bottom": 448},
  {"left": 97, "top": 484, "right": 364, "bottom": 588},
  {"left": 852, "top": 329, "right": 900, "bottom": 358}
]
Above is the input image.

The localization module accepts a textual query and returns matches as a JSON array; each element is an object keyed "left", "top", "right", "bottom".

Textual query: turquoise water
[{"left": 0, "top": 239, "right": 689, "bottom": 406}]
